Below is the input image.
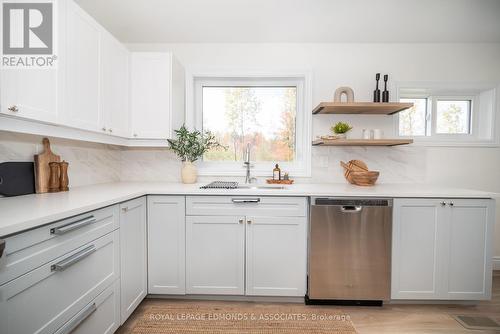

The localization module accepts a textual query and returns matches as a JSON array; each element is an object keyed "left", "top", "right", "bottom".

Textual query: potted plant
[
  {"left": 331, "top": 121, "right": 353, "bottom": 139},
  {"left": 167, "top": 125, "right": 225, "bottom": 184}
]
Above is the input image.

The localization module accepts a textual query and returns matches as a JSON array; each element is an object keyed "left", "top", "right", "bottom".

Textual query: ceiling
[{"left": 75, "top": 0, "right": 500, "bottom": 43}]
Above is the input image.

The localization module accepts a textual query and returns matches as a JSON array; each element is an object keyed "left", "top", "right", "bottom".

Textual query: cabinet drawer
[
  {"left": 0, "top": 205, "right": 119, "bottom": 285},
  {"left": 55, "top": 279, "right": 120, "bottom": 334},
  {"left": 0, "top": 231, "right": 119, "bottom": 334},
  {"left": 186, "top": 196, "right": 307, "bottom": 217}
]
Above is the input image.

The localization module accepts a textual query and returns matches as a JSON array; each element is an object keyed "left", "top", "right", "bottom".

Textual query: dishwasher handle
[{"left": 340, "top": 205, "right": 363, "bottom": 213}]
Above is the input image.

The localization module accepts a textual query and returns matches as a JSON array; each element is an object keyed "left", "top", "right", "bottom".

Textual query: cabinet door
[
  {"left": 119, "top": 197, "right": 147, "bottom": 324},
  {"left": 100, "top": 31, "right": 130, "bottom": 137},
  {"left": 0, "top": 0, "right": 65, "bottom": 123},
  {"left": 64, "top": 0, "right": 101, "bottom": 132},
  {"left": 147, "top": 196, "right": 186, "bottom": 294},
  {"left": 186, "top": 216, "right": 245, "bottom": 295},
  {"left": 245, "top": 216, "right": 307, "bottom": 296},
  {"left": 445, "top": 199, "right": 494, "bottom": 300},
  {"left": 392, "top": 199, "right": 447, "bottom": 299},
  {"left": 130, "top": 53, "right": 172, "bottom": 139}
]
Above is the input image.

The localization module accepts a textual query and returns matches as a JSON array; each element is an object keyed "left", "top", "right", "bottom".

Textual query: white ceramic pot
[
  {"left": 181, "top": 161, "right": 197, "bottom": 184},
  {"left": 335, "top": 133, "right": 347, "bottom": 139}
]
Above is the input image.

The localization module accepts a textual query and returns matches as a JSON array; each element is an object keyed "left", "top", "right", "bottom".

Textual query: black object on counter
[
  {"left": 382, "top": 74, "right": 389, "bottom": 102},
  {"left": 0, "top": 162, "right": 35, "bottom": 197},
  {"left": 373, "top": 73, "right": 381, "bottom": 102}
]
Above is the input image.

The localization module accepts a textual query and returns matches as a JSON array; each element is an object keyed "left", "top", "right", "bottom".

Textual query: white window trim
[
  {"left": 393, "top": 82, "right": 500, "bottom": 147},
  {"left": 185, "top": 69, "right": 312, "bottom": 177}
]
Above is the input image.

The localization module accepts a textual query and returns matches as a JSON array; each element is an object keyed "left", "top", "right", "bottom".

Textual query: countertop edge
[{"left": 0, "top": 183, "right": 497, "bottom": 237}]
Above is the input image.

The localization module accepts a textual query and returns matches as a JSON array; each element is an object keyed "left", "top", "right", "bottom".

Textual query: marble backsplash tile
[
  {"left": 0, "top": 132, "right": 121, "bottom": 188},
  {"left": 0, "top": 131, "right": 427, "bottom": 187}
]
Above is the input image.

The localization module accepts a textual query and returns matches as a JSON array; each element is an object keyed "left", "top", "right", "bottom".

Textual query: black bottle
[
  {"left": 373, "top": 73, "right": 381, "bottom": 102},
  {"left": 382, "top": 74, "right": 389, "bottom": 102}
]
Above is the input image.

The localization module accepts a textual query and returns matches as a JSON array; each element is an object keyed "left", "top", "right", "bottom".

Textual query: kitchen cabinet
[
  {"left": 0, "top": 0, "right": 66, "bottom": 124},
  {"left": 64, "top": 0, "right": 102, "bottom": 132},
  {"left": 56, "top": 280, "right": 120, "bottom": 334},
  {"left": 186, "top": 215, "right": 246, "bottom": 295},
  {"left": 119, "top": 197, "right": 147, "bottom": 323},
  {"left": 147, "top": 196, "right": 186, "bottom": 294},
  {"left": 0, "top": 231, "right": 120, "bottom": 334},
  {"left": 392, "top": 198, "right": 494, "bottom": 300},
  {"left": 185, "top": 196, "right": 308, "bottom": 297},
  {"left": 130, "top": 52, "right": 185, "bottom": 139},
  {"left": 245, "top": 216, "right": 307, "bottom": 296},
  {"left": 100, "top": 30, "right": 130, "bottom": 137}
]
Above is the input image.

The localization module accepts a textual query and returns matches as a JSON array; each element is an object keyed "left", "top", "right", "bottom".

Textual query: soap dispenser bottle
[{"left": 273, "top": 164, "right": 281, "bottom": 180}]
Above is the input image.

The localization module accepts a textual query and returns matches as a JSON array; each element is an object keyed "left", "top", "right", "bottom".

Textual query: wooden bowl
[{"left": 348, "top": 171, "right": 380, "bottom": 186}]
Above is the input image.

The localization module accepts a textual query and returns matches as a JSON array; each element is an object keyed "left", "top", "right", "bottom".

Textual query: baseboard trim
[
  {"left": 493, "top": 256, "right": 500, "bottom": 271},
  {"left": 147, "top": 294, "right": 305, "bottom": 303}
]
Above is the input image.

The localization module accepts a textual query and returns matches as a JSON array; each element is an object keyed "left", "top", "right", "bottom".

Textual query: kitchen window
[
  {"left": 193, "top": 75, "right": 311, "bottom": 176},
  {"left": 396, "top": 84, "right": 498, "bottom": 146}
]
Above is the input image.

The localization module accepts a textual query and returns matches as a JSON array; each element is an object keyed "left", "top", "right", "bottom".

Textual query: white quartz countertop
[{"left": 0, "top": 181, "right": 496, "bottom": 237}]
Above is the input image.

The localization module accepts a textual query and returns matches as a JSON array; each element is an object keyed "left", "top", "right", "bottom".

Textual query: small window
[
  {"left": 399, "top": 98, "right": 428, "bottom": 136},
  {"left": 435, "top": 100, "right": 472, "bottom": 135}
]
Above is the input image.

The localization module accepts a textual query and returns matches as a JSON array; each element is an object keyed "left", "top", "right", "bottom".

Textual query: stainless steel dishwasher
[{"left": 307, "top": 198, "right": 392, "bottom": 306}]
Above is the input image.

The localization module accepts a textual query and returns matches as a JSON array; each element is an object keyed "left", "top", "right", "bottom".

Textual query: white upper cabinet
[
  {"left": 130, "top": 52, "right": 185, "bottom": 140},
  {"left": 392, "top": 198, "right": 494, "bottom": 300},
  {"left": 100, "top": 30, "right": 130, "bottom": 137},
  {"left": 63, "top": 0, "right": 102, "bottom": 132},
  {"left": 0, "top": 0, "right": 65, "bottom": 124},
  {"left": 0, "top": 0, "right": 184, "bottom": 145}
]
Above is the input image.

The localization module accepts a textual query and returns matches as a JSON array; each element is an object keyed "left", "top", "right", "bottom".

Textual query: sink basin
[{"left": 237, "top": 185, "right": 286, "bottom": 190}]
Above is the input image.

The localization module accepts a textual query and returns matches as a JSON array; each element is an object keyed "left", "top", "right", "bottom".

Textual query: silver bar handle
[
  {"left": 231, "top": 198, "right": 261, "bottom": 204},
  {"left": 51, "top": 245, "right": 96, "bottom": 272},
  {"left": 340, "top": 205, "right": 363, "bottom": 213},
  {"left": 0, "top": 239, "right": 5, "bottom": 258},
  {"left": 57, "top": 302, "right": 97, "bottom": 334},
  {"left": 51, "top": 216, "right": 96, "bottom": 235}
]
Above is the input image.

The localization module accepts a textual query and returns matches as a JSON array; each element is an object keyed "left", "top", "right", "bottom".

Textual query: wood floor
[{"left": 117, "top": 271, "right": 500, "bottom": 334}]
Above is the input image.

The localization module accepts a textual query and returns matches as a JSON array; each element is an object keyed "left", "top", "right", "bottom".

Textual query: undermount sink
[{"left": 237, "top": 185, "right": 287, "bottom": 190}]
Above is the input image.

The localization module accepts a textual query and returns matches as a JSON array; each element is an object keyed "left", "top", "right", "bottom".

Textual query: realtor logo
[{"left": 2, "top": 1, "right": 57, "bottom": 68}]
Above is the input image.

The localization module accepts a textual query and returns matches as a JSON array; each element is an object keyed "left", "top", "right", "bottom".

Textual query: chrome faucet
[{"left": 243, "top": 143, "right": 257, "bottom": 184}]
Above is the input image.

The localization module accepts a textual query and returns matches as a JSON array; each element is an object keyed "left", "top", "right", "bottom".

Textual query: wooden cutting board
[{"left": 34, "top": 138, "right": 60, "bottom": 193}]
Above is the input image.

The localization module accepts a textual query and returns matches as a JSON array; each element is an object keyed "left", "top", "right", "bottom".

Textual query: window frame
[
  {"left": 394, "top": 83, "right": 499, "bottom": 147},
  {"left": 188, "top": 71, "right": 312, "bottom": 177}
]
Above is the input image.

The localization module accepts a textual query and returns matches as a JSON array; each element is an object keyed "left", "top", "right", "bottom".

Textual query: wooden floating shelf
[
  {"left": 312, "top": 102, "right": 413, "bottom": 115},
  {"left": 312, "top": 139, "right": 414, "bottom": 147}
]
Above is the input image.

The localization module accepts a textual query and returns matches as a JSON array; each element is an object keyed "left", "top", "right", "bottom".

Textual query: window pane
[
  {"left": 202, "top": 86, "right": 296, "bottom": 162},
  {"left": 399, "top": 98, "right": 427, "bottom": 136},
  {"left": 436, "top": 100, "right": 471, "bottom": 134}
]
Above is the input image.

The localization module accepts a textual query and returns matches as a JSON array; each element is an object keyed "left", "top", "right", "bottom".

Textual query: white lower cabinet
[
  {"left": 0, "top": 230, "right": 120, "bottom": 334},
  {"left": 147, "top": 196, "right": 186, "bottom": 294},
  {"left": 119, "top": 197, "right": 147, "bottom": 324},
  {"left": 246, "top": 216, "right": 307, "bottom": 296},
  {"left": 185, "top": 196, "right": 308, "bottom": 297},
  {"left": 392, "top": 198, "right": 494, "bottom": 300},
  {"left": 186, "top": 216, "right": 245, "bottom": 295},
  {"left": 56, "top": 279, "right": 120, "bottom": 334}
]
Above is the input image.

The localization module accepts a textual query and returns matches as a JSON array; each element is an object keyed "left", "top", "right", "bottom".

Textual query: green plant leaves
[{"left": 167, "top": 125, "right": 226, "bottom": 162}]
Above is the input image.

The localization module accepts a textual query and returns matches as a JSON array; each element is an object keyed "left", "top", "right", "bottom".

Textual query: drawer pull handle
[
  {"left": 51, "top": 245, "right": 96, "bottom": 272},
  {"left": 0, "top": 239, "right": 5, "bottom": 258},
  {"left": 51, "top": 216, "right": 96, "bottom": 235},
  {"left": 231, "top": 198, "right": 261, "bottom": 204},
  {"left": 57, "top": 302, "right": 97, "bottom": 334}
]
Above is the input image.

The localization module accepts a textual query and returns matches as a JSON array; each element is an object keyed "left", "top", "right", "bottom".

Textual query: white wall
[{"left": 126, "top": 42, "right": 500, "bottom": 263}]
